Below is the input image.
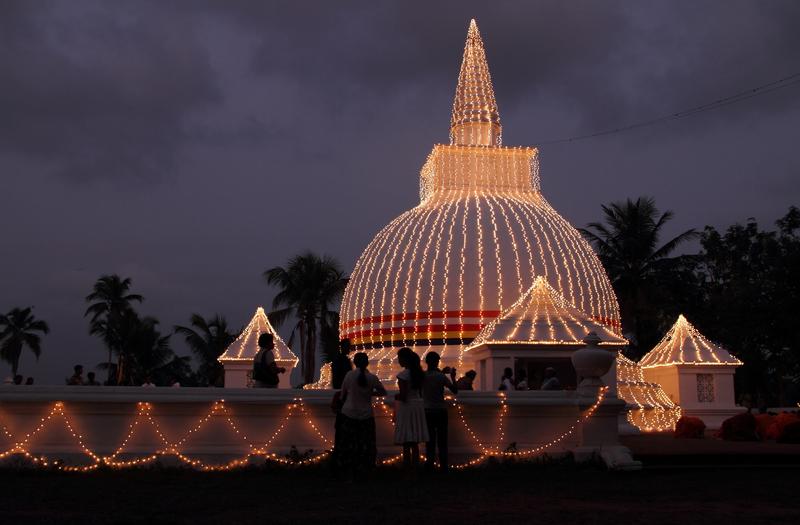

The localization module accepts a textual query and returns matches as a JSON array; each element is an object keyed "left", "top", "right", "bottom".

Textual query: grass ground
[{"left": 2, "top": 460, "right": 798, "bottom": 525}]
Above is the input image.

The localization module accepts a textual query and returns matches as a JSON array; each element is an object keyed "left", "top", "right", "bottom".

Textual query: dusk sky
[{"left": 2, "top": 0, "right": 798, "bottom": 382}]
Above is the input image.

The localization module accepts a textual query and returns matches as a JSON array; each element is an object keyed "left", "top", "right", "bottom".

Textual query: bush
[
  {"left": 754, "top": 413, "right": 774, "bottom": 440},
  {"left": 674, "top": 416, "right": 706, "bottom": 438},
  {"left": 766, "top": 412, "right": 799, "bottom": 440},
  {"left": 777, "top": 420, "right": 800, "bottom": 444},
  {"left": 717, "top": 412, "right": 758, "bottom": 441}
]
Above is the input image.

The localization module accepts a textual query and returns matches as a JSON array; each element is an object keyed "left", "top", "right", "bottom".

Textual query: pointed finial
[{"left": 450, "top": 18, "right": 502, "bottom": 147}]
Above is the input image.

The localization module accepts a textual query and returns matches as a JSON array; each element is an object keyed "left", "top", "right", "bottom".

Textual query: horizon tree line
[{"left": 1, "top": 201, "right": 797, "bottom": 405}]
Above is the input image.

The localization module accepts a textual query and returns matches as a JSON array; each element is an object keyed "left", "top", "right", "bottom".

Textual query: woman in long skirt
[{"left": 394, "top": 347, "right": 429, "bottom": 469}]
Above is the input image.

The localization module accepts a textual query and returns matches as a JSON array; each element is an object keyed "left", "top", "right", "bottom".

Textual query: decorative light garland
[
  {"left": 449, "top": 387, "right": 609, "bottom": 469},
  {"left": 0, "top": 389, "right": 607, "bottom": 471}
]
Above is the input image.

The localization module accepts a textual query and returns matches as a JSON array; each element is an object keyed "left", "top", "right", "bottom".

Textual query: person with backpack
[{"left": 252, "top": 333, "right": 285, "bottom": 388}]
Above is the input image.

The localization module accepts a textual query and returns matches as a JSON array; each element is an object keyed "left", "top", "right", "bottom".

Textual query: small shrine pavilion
[
  {"left": 464, "top": 277, "right": 627, "bottom": 391},
  {"left": 639, "top": 314, "right": 742, "bottom": 427},
  {"left": 218, "top": 307, "right": 298, "bottom": 388}
]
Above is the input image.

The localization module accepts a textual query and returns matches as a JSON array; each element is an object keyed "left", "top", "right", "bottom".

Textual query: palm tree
[
  {"left": 0, "top": 307, "right": 49, "bottom": 376},
  {"left": 264, "top": 252, "right": 348, "bottom": 384},
  {"left": 85, "top": 275, "right": 143, "bottom": 382},
  {"left": 116, "top": 313, "right": 172, "bottom": 385},
  {"left": 174, "top": 314, "right": 239, "bottom": 386},
  {"left": 579, "top": 197, "right": 698, "bottom": 354}
]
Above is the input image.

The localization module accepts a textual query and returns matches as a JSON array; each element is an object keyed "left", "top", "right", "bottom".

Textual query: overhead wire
[{"left": 535, "top": 71, "right": 800, "bottom": 146}]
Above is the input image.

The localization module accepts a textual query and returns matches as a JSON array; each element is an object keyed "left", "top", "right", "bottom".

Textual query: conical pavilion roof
[
  {"left": 450, "top": 19, "right": 502, "bottom": 147},
  {"left": 639, "top": 315, "right": 741, "bottom": 368},
  {"left": 218, "top": 307, "right": 298, "bottom": 363},
  {"left": 467, "top": 277, "right": 627, "bottom": 348}
]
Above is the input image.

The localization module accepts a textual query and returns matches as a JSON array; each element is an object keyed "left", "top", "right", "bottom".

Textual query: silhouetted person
[
  {"left": 541, "top": 367, "right": 562, "bottom": 390},
  {"left": 13, "top": 374, "right": 23, "bottom": 385},
  {"left": 67, "top": 365, "right": 84, "bottom": 385},
  {"left": 141, "top": 376, "right": 156, "bottom": 387},
  {"left": 331, "top": 338, "right": 353, "bottom": 390},
  {"left": 422, "top": 351, "right": 457, "bottom": 473},
  {"left": 499, "top": 367, "right": 514, "bottom": 391},
  {"left": 86, "top": 372, "right": 100, "bottom": 386},
  {"left": 516, "top": 369, "right": 529, "bottom": 390},
  {"left": 331, "top": 338, "right": 354, "bottom": 471},
  {"left": 25, "top": 377, "right": 34, "bottom": 385},
  {"left": 253, "top": 333, "right": 284, "bottom": 388},
  {"left": 455, "top": 370, "right": 477, "bottom": 391},
  {"left": 338, "top": 352, "right": 387, "bottom": 477}
]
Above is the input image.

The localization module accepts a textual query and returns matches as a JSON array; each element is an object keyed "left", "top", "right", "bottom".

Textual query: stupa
[
  {"left": 218, "top": 306, "right": 298, "bottom": 388},
  {"left": 339, "top": 20, "right": 621, "bottom": 378},
  {"left": 640, "top": 314, "right": 743, "bottom": 427}
]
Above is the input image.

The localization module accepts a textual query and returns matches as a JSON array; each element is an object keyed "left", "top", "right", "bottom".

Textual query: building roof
[
  {"left": 639, "top": 314, "right": 741, "bottom": 368},
  {"left": 466, "top": 276, "right": 627, "bottom": 348},
  {"left": 218, "top": 307, "right": 298, "bottom": 363}
]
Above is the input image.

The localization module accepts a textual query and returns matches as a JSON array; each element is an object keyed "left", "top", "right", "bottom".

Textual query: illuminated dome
[{"left": 339, "top": 20, "right": 620, "bottom": 374}]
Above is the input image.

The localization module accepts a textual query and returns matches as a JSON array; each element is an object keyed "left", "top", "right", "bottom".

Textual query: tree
[
  {"left": 580, "top": 197, "right": 698, "bottom": 356},
  {"left": 0, "top": 307, "right": 49, "bottom": 376},
  {"left": 85, "top": 275, "right": 143, "bottom": 382},
  {"left": 697, "top": 207, "right": 800, "bottom": 405},
  {"left": 264, "top": 253, "right": 348, "bottom": 384},
  {"left": 174, "top": 314, "right": 239, "bottom": 386},
  {"left": 115, "top": 312, "right": 173, "bottom": 385},
  {"left": 320, "top": 311, "right": 341, "bottom": 365}
]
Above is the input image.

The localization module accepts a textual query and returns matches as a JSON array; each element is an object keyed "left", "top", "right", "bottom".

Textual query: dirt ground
[{"left": 2, "top": 460, "right": 798, "bottom": 525}]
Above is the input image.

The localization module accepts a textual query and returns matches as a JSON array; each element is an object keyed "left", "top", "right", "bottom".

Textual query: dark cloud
[
  {"left": 0, "top": 0, "right": 221, "bottom": 182},
  {"left": 0, "top": 0, "right": 798, "bottom": 382}
]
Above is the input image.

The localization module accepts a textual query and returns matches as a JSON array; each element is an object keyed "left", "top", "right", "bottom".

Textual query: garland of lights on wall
[{"left": 0, "top": 388, "right": 607, "bottom": 472}]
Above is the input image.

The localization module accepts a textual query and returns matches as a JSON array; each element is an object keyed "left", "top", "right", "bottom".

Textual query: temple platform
[{"left": 0, "top": 386, "right": 637, "bottom": 470}]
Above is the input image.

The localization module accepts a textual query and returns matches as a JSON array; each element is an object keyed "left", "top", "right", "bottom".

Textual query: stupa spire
[{"left": 450, "top": 19, "right": 502, "bottom": 147}]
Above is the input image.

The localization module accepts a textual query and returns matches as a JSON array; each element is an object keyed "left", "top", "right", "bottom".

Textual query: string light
[
  {"left": 450, "top": 19, "right": 502, "bottom": 147},
  {"left": 449, "top": 387, "right": 609, "bottom": 469},
  {"left": 0, "top": 388, "right": 608, "bottom": 471},
  {"left": 616, "top": 354, "right": 682, "bottom": 432},
  {"left": 640, "top": 314, "right": 742, "bottom": 368}
]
